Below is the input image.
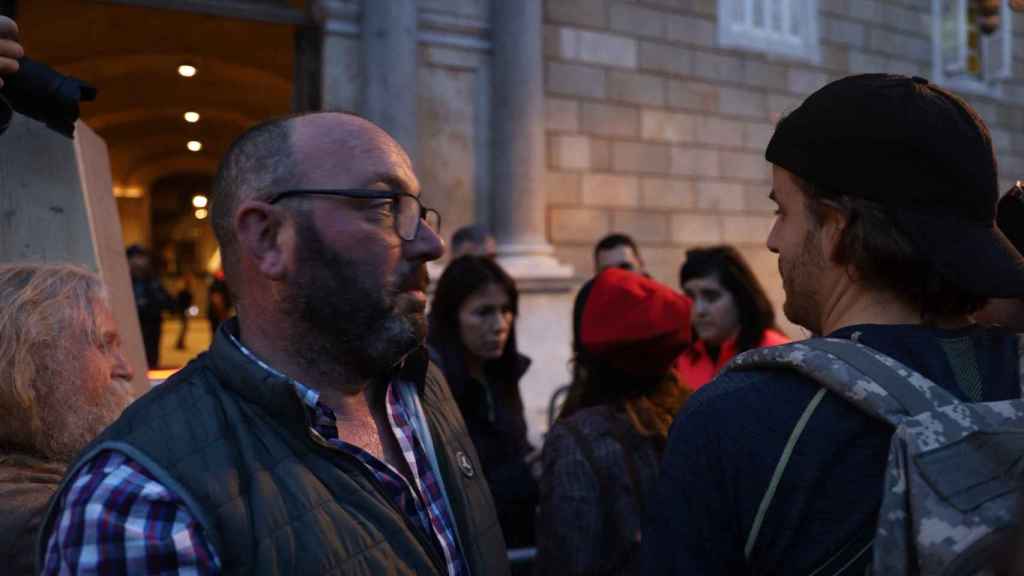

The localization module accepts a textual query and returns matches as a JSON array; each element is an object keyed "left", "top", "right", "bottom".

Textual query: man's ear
[
  {"left": 818, "top": 204, "right": 848, "bottom": 265},
  {"left": 235, "top": 200, "right": 293, "bottom": 281}
]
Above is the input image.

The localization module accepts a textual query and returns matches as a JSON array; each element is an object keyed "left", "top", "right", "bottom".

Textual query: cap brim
[{"left": 895, "top": 210, "right": 1024, "bottom": 298}]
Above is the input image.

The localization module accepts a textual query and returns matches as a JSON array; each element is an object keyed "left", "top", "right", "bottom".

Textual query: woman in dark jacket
[
  {"left": 536, "top": 269, "right": 693, "bottom": 575},
  {"left": 428, "top": 255, "right": 537, "bottom": 548}
]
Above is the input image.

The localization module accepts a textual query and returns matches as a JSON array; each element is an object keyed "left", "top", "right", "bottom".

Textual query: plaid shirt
[{"left": 43, "top": 337, "right": 467, "bottom": 576}]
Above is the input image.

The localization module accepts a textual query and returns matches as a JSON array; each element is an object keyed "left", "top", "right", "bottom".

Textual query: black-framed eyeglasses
[{"left": 266, "top": 189, "right": 442, "bottom": 242}]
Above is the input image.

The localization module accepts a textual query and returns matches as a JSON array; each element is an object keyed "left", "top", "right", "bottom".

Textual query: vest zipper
[{"left": 307, "top": 432, "right": 450, "bottom": 575}]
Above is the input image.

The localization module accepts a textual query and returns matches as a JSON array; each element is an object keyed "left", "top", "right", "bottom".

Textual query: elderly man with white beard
[{"left": 0, "top": 264, "right": 135, "bottom": 575}]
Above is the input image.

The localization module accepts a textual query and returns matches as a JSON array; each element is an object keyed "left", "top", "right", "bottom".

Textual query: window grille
[
  {"left": 933, "top": 0, "right": 1012, "bottom": 96},
  {"left": 718, "top": 0, "right": 820, "bottom": 61}
]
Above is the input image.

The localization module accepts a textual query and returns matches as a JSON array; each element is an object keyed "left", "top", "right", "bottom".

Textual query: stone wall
[
  {"left": 542, "top": 0, "right": 1024, "bottom": 338},
  {"left": 322, "top": 0, "right": 1024, "bottom": 442}
]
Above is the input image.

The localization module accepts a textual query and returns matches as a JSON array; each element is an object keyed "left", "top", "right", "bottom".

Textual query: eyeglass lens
[{"left": 396, "top": 195, "right": 441, "bottom": 240}]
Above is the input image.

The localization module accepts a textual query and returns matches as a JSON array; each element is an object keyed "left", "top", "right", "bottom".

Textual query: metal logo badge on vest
[{"left": 456, "top": 451, "right": 475, "bottom": 477}]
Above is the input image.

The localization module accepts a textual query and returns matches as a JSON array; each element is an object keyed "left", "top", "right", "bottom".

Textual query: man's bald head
[{"left": 211, "top": 112, "right": 408, "bottom": 295}]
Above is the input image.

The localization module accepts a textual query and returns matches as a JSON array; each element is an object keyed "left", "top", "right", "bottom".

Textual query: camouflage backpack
[{"left": 728, "top": 337, "right": 1024, "bottom": 576}]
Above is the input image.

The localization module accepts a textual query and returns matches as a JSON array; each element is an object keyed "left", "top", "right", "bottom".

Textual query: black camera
[{"left": 0, "top": 57, "right": 96, "bottom": 138}]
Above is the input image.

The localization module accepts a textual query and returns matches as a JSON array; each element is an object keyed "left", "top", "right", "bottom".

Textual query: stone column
[
  {"left": 361, "top": 0, "right": 418, "bottom": 158},
  {"left": 492, "top": 0, "right": 574, "bottom": 449},
  {"left": 491, "top": 0, "right": 572, "bottom": 280},
  {"left": 311, "top": 0, "right": 361, "bottom": 112}
]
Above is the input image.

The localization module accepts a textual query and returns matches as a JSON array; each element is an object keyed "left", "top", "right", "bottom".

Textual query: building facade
[{"left": 12, "top": 0, "right": 1024, "bottom": 442}]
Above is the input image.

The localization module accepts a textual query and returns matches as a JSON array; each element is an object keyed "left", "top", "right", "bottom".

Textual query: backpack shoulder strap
[
  {"left": 744, "top": 387, "right": 828, "bottom": 559},
  {"left": 727, "top": 337, "right": 960, "bottom": 426}
]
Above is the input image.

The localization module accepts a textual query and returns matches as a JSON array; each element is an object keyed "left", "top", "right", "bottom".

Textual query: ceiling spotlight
[
  {"left": 194, "top": 208, "right": 209, "bottom": 220},
  {"left": 178, "top": 64, "right": 197, "bottom": 78},
  {"left": 192, "top": 194, "right": 208, "bottom": 209},
  {"left": 184, "top": 111, "right": 200, "bottom": 123},
  {"left": 187, "top": 140, "right": 202, "bottom": 152}
]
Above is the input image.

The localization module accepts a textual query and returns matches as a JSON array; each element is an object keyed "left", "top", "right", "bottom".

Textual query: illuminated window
[
  {"left": 718, "top": 0, "right": 820, "bottom": 61},
  {"left": 933, "top": 0, "right": 1012, "bottom": 96}
]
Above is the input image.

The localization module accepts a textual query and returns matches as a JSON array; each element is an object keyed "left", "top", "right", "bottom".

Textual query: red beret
[{"left": 580, "top": 268, "right": 693, "bottom": 377}]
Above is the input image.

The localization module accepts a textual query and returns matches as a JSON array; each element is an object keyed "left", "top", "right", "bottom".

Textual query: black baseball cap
[{"left": 766, "top": 73, "right": 1024, "bottom": 298}]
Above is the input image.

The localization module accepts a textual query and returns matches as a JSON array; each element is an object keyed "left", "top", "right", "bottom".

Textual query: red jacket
[{"left": 674, "top": 329, "right": 790, "bottom": 391}]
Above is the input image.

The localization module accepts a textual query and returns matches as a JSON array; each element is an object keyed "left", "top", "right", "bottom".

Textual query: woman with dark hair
[
  {"left": 675, "top": 245, "right": 789, "bottom": 390},
  {"left": 427, "top": 255, "right": 537, "bottom": 548},
  {"left": 536, "top": 269, "right": 692, "bottom": 575}
]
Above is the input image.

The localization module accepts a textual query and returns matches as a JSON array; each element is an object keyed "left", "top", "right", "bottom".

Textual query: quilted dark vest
[{"left": 39, "top": 323, "right": 509, "bottom": 575}]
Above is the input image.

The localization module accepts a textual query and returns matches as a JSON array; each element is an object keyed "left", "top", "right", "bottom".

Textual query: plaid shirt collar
[
  {"left": 226, "top": 331, "right": 324, "bottom": 408},
  {"left": 224, "top": 330, "right": 431, "bottom": 404},
  {"left": 221, "top": 320, "right": 430, "bottom": 396}
]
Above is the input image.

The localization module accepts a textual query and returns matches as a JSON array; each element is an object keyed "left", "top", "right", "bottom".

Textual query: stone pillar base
[{"left": 496, "top": 243, "right": 574, "bottom": 284}]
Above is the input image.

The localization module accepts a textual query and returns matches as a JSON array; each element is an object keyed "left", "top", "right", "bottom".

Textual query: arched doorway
[{"left": 16, "top": 0, "right": 302, "bottom": 374}]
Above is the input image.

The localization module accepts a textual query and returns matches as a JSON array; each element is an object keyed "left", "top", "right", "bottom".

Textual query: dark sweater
[
  {"left": 0, "top": 452, "right": 64, "bottom": 576},
  {"left": 537, "top": 405, "right": 661, "bottom": 575},
  {"left": 641, "top": 323, "right": 1020, "bottom": 575}
]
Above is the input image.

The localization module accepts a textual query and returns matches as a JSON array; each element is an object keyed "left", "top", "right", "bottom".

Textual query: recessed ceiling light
[
  {"left": 112, "top": 185, "right": 143, "bottom": 198},
  {"left": 187, "top": 140, "right": 202, "bottom": 152},
  {"left": 178, "top": 64, "right": 197, "bottom": 78},
  {"left": 192, "top": 194, "right": 208, "bottom": 209},
  {"left": 194, "top": 208, "right": 209, "bottom": 220},
  {"left": 184, "top": 111, "right": 200, "bottom": 123}
]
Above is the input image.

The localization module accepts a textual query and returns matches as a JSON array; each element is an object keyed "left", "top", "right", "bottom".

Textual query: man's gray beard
[{"left": 34, "top": 377, "right": 134, "bottom": 462}]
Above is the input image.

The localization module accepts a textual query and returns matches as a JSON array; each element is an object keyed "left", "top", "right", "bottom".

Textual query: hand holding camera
[
  {"left": 0, "top": 15, "right": 96, "bottom": 138},
  {"left": 0, "top": 16, "right": 24, "bottom": 87}
]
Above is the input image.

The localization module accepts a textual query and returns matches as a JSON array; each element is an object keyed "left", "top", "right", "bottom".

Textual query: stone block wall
[{"left": 543, "top": 0, "right": 1024, "bottom": 337}]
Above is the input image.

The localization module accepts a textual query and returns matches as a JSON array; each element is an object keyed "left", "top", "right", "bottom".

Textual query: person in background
[
  {"left": 174, "top": 271, "right": 195, "bottom": 350},
  {"left": 536, "top": 268, "right": 692, "bottom": 576},
  {"left": 450, "top": 225, "right": 497, "bottom": 259},
  {"left": 975, "top": 182, "right": 1024, "bottom": 330},
  {"left": 126, "top": 244, "right": 172, "bottom": 368},
  {"left": 674, "top": 245, "right": 789, "bottom": 390},
  {"left": 0, "top": 264, "right": 135, "bottom": 575},
  {"left": 206, "top": 268, "right": 233, "bottom": 335},
  {"left": 428, "top": 255, "right": 537, "bottom": 549},
  {"left": 594, "top": 233, "right": 646, "bottom": 275}
]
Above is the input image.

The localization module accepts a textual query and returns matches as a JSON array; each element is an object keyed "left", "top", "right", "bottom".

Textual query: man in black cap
[{"left": 642, "top": 74, "right": 1024, "bottom": 574}]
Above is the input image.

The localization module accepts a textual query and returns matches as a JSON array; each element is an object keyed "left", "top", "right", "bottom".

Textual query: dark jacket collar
[{"left": 207, "top": 318, "right": 308, "bottom": 432}]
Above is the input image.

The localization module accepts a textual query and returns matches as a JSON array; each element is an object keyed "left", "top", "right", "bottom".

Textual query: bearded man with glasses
[{"left": 40, "top": 112, "right": 510, "bottom": 575}]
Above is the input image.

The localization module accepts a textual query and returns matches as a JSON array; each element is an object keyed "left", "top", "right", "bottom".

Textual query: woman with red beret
[
  {"left": 674, "top": 245, "right": 789, "bottom": 390},
  {"left": 535, "top": 269, "right": 692, "bottom": 576}
]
